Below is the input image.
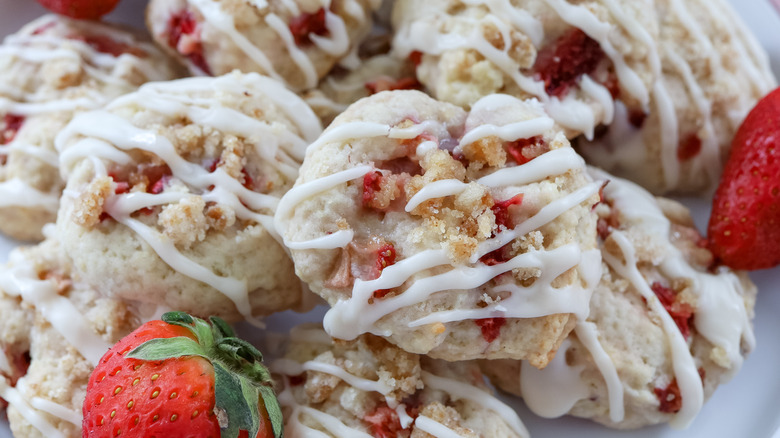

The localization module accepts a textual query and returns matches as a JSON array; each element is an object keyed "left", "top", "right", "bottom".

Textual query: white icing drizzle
[
  {"left": 414, "top": 416, "right": 465, "bottom": 438},
  {"left": 520, "top": 339, "right": 589, "bottom": 418},
  {"left": 0, "top": 249, "right": 111, "bottom": 366},
  {"left": 271, "top": 358, "right": 393, "bottom": 396},
  {"left": 405, "top": 179, "right": 468, "bottom": 212},
  {"left": 574, "top": 321, "right": 624, "bottom": 423},
  {"left": 0, "top": 378, "right": 64, "bottom": 438},
  {"left": 603, "top": 231, "right": 702, "bottom": 429},
  {"left": 457, "top": 116, "right": 555, "bottom": 150},
  {"left": 396, "top": 403, "right": 414, "bottom": 428},
  {"left": 56, "top": 72, "right": 319, "bottom": 322},
  {"left": 30, "top": 397, "right": 82, "bottom": 426},
  {"left": 0, "top": 179, "right": 60, "bottom": 211}
]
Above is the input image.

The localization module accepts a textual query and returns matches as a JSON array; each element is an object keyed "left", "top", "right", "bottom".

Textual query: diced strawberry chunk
[
  {"left": 628, "top": 109, "right": 647, "bottom": 129},
  {"left": 651, "top": 282, "right": 694, "bottom": 339},
  {"left": 288, "top": 373, "right": 306, "bottom": 386},
  {"left": 475, "top": 317, "right": 506, "bottom": 343},
  {"left": 505, "top": 136, "right": 543, "bottom": 165},
  {"left": 372, "top": 243, "right": 396, "bottom": 299},
  {"left": 533, "top": 29, "right": 605, "bottom": 98},
  {"left": 2, "top": 114, "right": 25, "bottom": 145},
  {"left": 677, "top": 133, "right": 702, "bottom": 161},
  {"left": 289, "top": 8, "right": 329, "bottom": 47},
  {"left": 408, "top": 50, "right": 423, "bottom": 67},
  {"left": 654, "top": 379, "right": 682, "bottom": 413},
  {"left": 240, "top": 168, "right": 254, "bottom": 191},
  {"left": 365, "top": 77, "right": 423, "bottom": 95},
  {"left": 142, "top": 165, "right": 172, "bottom": 194},
  {"left": 363, "top": 405, "right": 404, "bottom": 438},
  {"left": 167, "top": 10, "right": 211, "bottom": 75},
  {"left": 492, "top": 194, "right": 524, "bottom": 230},
  {"left": 363, "top": 171, "right": 384, "bottom": 208}
]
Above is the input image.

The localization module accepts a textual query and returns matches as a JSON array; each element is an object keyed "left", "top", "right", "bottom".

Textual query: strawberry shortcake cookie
[
  {"left": 273, "top": 324, "right": 529, "bottom": 438},
  {"left": 55, "top": 71, "right": 322, "bottom": 322},
  {"left": 0, "top": 238, "right": 142, "bottom": 438},
  {"left": 0, "top": 15, "right": 179, "bottom": 242},
  {"left": 146, "top": 0, "right": 381, "bottom": 91},
  {"left": 277, "top": 90, "right": 602, "bottom": 366},
  {"left": 578, "top": 0, "right": 776, "bottom": 194},
  {"left": 481, "top": 168, "right": 756, "bottom": 429}
]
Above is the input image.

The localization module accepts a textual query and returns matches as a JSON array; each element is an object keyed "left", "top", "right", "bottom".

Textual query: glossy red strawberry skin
[
  {"left": 82, "top": 321, "right": 221, "bottom": 438},
  {"left": 35, "top": 0, "right": 120, "bottom": 20},
  {"left": 708, "top": 87, "right": 780, "bottom": 270}
]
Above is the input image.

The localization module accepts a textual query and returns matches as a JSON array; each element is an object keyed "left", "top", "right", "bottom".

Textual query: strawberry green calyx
[{"left": 126, "top": 312, "right": 283, "bottom": 438}]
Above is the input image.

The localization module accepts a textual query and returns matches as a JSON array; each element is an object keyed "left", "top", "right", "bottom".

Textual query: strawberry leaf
[
  {"left": 125, "top": 337, "right": 207, "bottom": 361},
  {"left": 259, "top": 384, "right": 284, "bottom": 438},
  {"left": 214, "top": 362, "right": 258, "bottom": 438},
  {"left": 210, "top": 316, "right": 236, "bottom": 338}
]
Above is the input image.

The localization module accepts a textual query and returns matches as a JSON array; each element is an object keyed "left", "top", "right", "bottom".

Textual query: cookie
[
  {"left": 0, "top": 239, "right": 142, "bottom": 438},
  {"left": 481, "top": 168, "right": 756, "bottom": 429},
  {"left": 578, "top": 0, "right": 776, "bottom": 194},
  {"left": 146, "top": 0, "right": 380, "bottom": 90},
  {"left": 56, "top": 71, "right": 322, "bottom": 322},
  {"left": 0, "top": 15, "right": 179, "bottom": 241},
  {"left": 273, "top": 324, "right": 529, "bottom": 438},
  {"left": 277, "top": 90, "right": 601, "bottom": 366}
]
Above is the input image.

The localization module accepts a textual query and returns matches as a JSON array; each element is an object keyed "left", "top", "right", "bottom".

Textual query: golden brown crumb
[
  {"left": 461, "top": 135, "right": 506, "bottom": 167},
  {"left": 158, "top": 196, "right": 208, "bottom": 248},
  {"left": 72, "top": 175, "right": 112, "bottom": 228}
]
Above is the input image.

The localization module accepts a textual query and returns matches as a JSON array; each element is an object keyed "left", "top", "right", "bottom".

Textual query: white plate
[{"left": 1, "top": 1, "right": 780, "bottom": 437}]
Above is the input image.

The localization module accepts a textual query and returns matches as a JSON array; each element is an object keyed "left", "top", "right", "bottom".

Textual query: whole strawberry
[
  {"left": 82, "top": 312, "right": 282, "bottom": 438},
  {"left": 708, "top": 87, "right": 780, "bottom": 270},
  {"left": 36, "top": 0, "right": 120, "bottom": 20}
]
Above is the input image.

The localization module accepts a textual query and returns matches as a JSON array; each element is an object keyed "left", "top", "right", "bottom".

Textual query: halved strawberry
[
  {"left": 82, "top": 312, "right": 282, "bottom": 438},
  {"left": 708, "top": 87, "right": 780, "bottom": 270},
  {"left": 36, "top": 0, "right": 120, "bottom": 20}
]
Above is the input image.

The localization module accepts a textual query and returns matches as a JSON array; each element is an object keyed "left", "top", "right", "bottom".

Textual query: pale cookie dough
[
  {"left": 481, "top": 168, "right": 756, "bottom": 429},
  {"left": 56, "top": 72, "right": 322, "bottom": 322},
  {"left": 577, "top": 0, "right": 776, "bottom": 194},
  {"left": 0, "top": 239, "right": 142, "bottom": 438},
  {"left": 277, "top": 90, "right": 601, "bottom": 366},
  {"left": 391, "top": 0, "right": 660, "bottom": 139},
  {"left": 146, "top": 0, "right": 380, "bottom": 90},
  {"left": 272, "top": 324, "right": 529, "bottom": 438},
  {"left": 0, "top": 15, "right": 180, "bottom": 242}
]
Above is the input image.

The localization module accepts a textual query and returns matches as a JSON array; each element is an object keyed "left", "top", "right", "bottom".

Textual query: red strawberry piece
[
  {"left": 653, "top": 379, "right": 682, "bottom": 414},
  {"left": 362, "top": 171, "right": 384, "bottom": 208},
  {"left": 83, "top": 312, "right": 282, "bottom": 438},
  {"left": 363, "top": 405, "right": 405, "bottom": 438},
  {"left": 492, "top": 194, "right": 524, "bottom": 230},
  {"left": 35, "top": 0, "right": 120, "bottom": 19},
  {"left": 2, "top": 114, "right": 24, "bottom": 145},
  {"left": 364, "top": 77, "right": 423, "bottom": 95},
  {"left": 475, "top": 317, "right": 506, "bottom": 343},
  {"left": 650, "top": 282, "right": 693, "bottom": 339},
  {"left": 677, "top": 133, "right": 702, "bottom": 161},
  {"left": 408, "top": 51, "right": 423, "bottom": 67},
  {"left": 708, "top": 87, "right": 780, "bottom": 270},
  {"left": 533, "top": 29, "right": 605, "bottom": 98},
  {"left": 372, "top": 243, "right": 396, "bottom": 299},
  {"left": 289, "top": 8, "right": 329, "bottom": 47},
  {"left": 505, "top": 136, "right": 544, "bottom": 165},
  {"left": 167, "top": 10, "right": 211, "bottom": 75}
]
